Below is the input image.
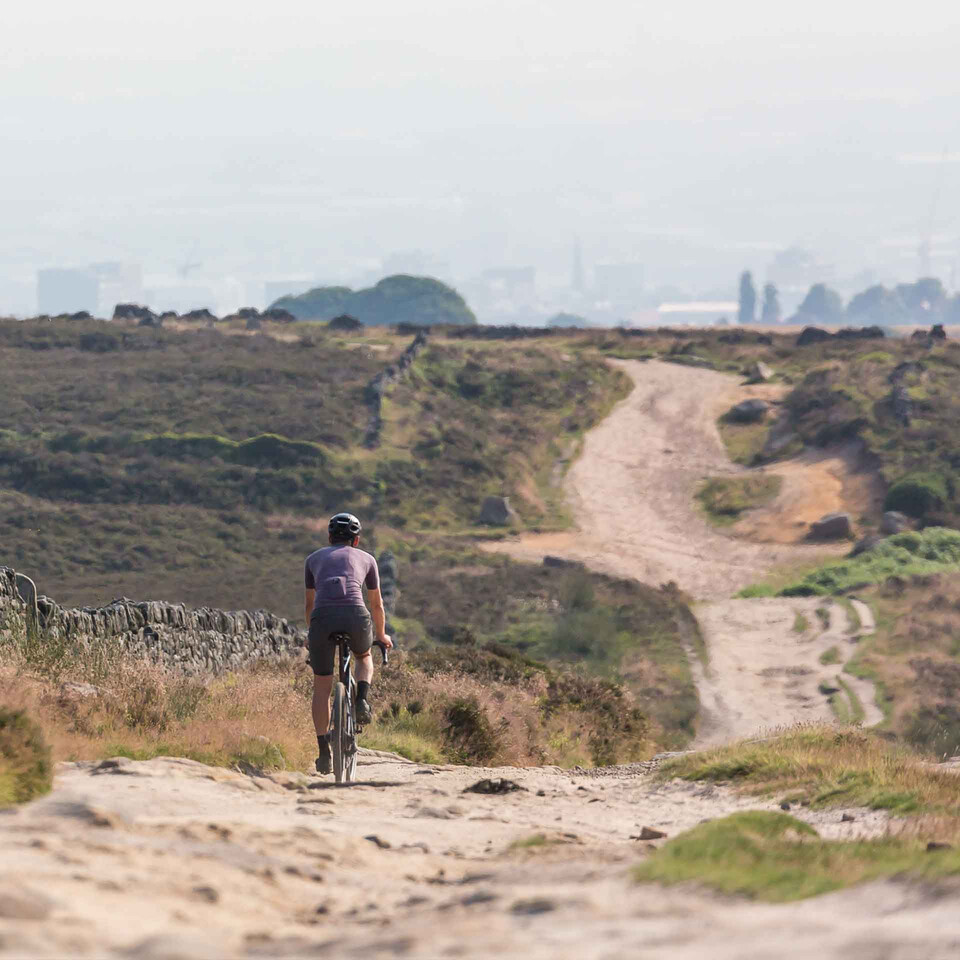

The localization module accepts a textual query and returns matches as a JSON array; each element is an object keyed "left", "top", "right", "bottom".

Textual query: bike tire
[
  {"left": 332, "top": 681, "right": 347, "bottom": 784},
  {"left": 345, "top": 679, "right": 358, "bottom": 782}
]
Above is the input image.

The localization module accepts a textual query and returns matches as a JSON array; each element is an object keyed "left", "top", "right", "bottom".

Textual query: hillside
[
  {"left": 270, "top": 274, "right": 477, "bottom": 326},
  {"left": 0, "top": 317, "right": 625, "bottom": 617}
]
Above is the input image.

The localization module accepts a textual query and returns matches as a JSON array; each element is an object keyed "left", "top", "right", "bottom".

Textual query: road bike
[{"left": 329, "top": 634, "right": 389, "bottom": 784}]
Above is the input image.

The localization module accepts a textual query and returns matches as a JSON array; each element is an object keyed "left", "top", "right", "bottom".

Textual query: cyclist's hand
[{"left": 379, "top": 634, "right": 394, "bottom": 650}]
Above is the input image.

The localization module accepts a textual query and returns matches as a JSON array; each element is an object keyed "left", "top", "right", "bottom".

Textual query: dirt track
[
  {"left": 486, "top": 359, "right": 880, "bottom": 743},
  {"left": 484, "top": 359, "right": 842, "bottom": 601},
  {"left": 7, "top": 753, "right": 954, "bottom": 960}
]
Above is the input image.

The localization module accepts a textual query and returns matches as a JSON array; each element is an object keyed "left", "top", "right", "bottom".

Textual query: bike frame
[{"left": 330, "top": 636, "right": 388, "bottom": 784}]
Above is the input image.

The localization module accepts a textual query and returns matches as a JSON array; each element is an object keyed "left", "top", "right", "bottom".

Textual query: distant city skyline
[{"left": 4, "top": 3, "right": 960, "bottom": 319}]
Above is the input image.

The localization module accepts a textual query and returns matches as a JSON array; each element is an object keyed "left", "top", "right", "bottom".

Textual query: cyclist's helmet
[{"left": 328, "top": 512, "right": 362, "bottom": 542}]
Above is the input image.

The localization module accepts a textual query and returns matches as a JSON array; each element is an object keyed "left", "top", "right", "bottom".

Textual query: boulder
[
  {"left": 849, "top": 534, "right": 884, "bottom": 557},
  {"left": 880, "top": 511, "right": 910, "bottom": 535},
  {"left": 810, "top": 513, "right": 853, "bottom": 540},
  {"left": 726, "top": 398, "right": 769, "bottom": 424},
  {"left": 479, "top": 496, "right": 519, "bottom": 526},
  {"left": 543, "top": 555, "right": 586, "bottom": 571},
  {"left": 181, "top": 308, "right": 218, "bottom": 323},
  {"left": 796, "top": 326, "right": 831, "bottom": 346},
  {"left": 261, "top": 308, "right": 296, "bottom": 323},
  {"left": 112, "top": 303, "right": 158, "bottom": 325},
  {"left": 891, "top": 385, "right": 912, "bottom": 426},
  {"left": 744, "top": 361, "right": 773, "bottom": 383},
  {"left": 329, "top": 314, "right": 364, "bottom": 332}
]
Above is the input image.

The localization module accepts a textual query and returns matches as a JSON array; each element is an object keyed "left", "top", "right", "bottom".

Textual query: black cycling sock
[
  {"left": 317, "top": 733, "right": 331, "bottom": 750},
  {"left": 357, "top": 681, "right": 371, "bottom": 703}
]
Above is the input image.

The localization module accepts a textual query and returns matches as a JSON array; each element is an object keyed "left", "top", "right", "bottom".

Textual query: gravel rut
[{"left": 3, "top": 754, "right": 946, "bottom": 960}]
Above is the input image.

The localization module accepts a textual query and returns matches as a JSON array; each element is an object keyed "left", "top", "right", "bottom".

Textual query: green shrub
[
  {"left": 885, "top": 473, "right": 949, "bottom": 518},
  {"left": 443, "top": 697, "right": 504, "bottom": 762},
  {"left": 780, "top": 527, "right": 960, "bottom": 595},
  {"left": 0, "top": 708, "right": 53, "bottom": 807}
]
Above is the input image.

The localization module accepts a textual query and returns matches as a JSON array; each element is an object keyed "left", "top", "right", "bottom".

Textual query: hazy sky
[{"left": 4, "top": 0, "right": 960, "bottom": 299}]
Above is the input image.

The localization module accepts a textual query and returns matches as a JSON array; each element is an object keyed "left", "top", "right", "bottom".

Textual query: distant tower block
[{"left": 571, "top": 237, "right": 584, "bottom": 292}]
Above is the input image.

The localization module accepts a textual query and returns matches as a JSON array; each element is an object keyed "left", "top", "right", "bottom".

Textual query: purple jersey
[{"left": 304, "top": 545, "right": 379, "bottom": 611}]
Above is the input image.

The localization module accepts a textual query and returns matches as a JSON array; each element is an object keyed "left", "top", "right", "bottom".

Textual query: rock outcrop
[
  {"left": 726, "top": 399, "right": 769, "bottom": 424},
  {"left": 809, "top": 513, "right": 853, "bottom": 540},
  {"left": 880, "top": 511, "right": 910, "bottom": 535},
  {"left": 0, "top": 566, "right": 302, "bottom": 674},
  {"left": 479, "top": 496, "right": 519, "bottom": 526}
]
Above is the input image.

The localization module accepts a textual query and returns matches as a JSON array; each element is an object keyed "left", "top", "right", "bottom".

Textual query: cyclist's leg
[
  {"left": 307, "top": 614, "right": 336, "bottom": 771},
  {"left": 345, "top": 608, "right": 375, "bottom": 722}
]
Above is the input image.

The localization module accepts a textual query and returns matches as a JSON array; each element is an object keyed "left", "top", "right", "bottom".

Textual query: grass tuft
[
  {"left": 696, "top": 475, "right": 782, "bottom": 526},
  {"left": 635, "top": 811, "right": 960, "bottom": 902},
  {"left": 658, "top": 725, "right": 959, "bottom": 815},
  {"left": 0, "top": 708, "right": 52, "bottom": 807}
]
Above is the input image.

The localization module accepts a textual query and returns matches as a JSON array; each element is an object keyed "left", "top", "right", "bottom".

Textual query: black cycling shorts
[{"left": 308, "top": 606, "right": 373, "bottom": 676}]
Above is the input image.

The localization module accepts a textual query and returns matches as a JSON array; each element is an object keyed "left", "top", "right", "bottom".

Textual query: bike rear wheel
[{"left": 331, "top": 681, "right": 348, "bottom": 784}]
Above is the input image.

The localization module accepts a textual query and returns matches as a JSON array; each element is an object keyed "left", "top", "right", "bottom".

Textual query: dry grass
[
  {"left": 659, "top": 724, "right": 960, "bottom": 815},
  {"left": 849, "top": 572, "right": 960, "bottom": 757},
  {"left": 0, "top": 637, "right": 657, "bottom": 773}
]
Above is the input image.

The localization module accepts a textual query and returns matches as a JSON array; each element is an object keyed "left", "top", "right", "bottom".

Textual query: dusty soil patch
[
  {"left": 0, "top": 754, "right": 914, "bottom": 959},
  {"left": 734, "top": 445, "right": 885, "bottom": 545}
]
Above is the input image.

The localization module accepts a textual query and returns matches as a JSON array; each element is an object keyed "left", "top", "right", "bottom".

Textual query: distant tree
[
  {"left": 760, "top": 283, "right": 781, "bottom": 324},
  {"left": 895, "top": 277, "right": 947, "bottom": 318},
  {"left": 270, "top": 275, "right": 477, "bottom": 326},
  {"left": 738, "top": 271, "right": 757, "bottom": 325},
  {"left": 796, "top": 283, "right": 844, "bottom": 323},
  {"left": 942, "top": 294, "right": 960, "bottom": 325},
  {"left": 846, "top": 285, "right": 907, "bottom": 325}
]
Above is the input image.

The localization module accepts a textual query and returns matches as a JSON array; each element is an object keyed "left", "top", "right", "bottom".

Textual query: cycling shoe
[
  {"left": 315, "top": 741, "right": 332, "bottom": 775},
  {"left": 356, "top": 698, "right": 373, "bottom": 725}
]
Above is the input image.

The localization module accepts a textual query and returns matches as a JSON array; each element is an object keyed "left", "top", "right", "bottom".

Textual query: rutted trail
[
  {"left": 484, "top": 359, "right": 839, "bottom": 601},
  {"left": 1, "top": 754, "right": 936, "bottom": 960},
  {"left": 486, "top": 359, "right": 880, "bottom": 742}
]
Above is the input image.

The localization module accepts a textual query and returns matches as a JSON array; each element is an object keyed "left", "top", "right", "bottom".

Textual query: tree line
[{"left": 737, "top": 272, "right": 960, "bottom": 326}]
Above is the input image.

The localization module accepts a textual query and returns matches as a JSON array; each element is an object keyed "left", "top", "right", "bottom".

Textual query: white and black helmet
[{"left": 328, "top": 512, "right": 362, "bottom": 541}]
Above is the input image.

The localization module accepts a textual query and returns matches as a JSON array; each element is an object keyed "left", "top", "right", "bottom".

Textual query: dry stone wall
[
  {"left": 0, "top": 567, "right": 27, "bottom": 645},
  {"left": 0, "top": 565, "right": 304, "bottom": 674}
]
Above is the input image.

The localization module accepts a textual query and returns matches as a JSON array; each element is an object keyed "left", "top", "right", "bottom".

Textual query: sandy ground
[
  {"left": 4, "top": 753, "right": 944, "bottom": 960},
  {"left": 737, "top": 445, "right": 885, "bottom": 544},
  {"left": 693, "top": 598, "right": 883, "bottom": 748},
  {"left": 485, "top": 359, "right": 882, "bottom": 741},
  {"left": 483, "top": 359, "right": 844, "bottom": 602}
]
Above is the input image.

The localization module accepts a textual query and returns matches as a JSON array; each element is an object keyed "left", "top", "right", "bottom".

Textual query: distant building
[
  {"left": 480, "top": 267, "right": 536, "bottom": 294},
  {"left": 144, "top": 284, "right": 217, "bottom": 315},
  {"left": 89, "top": 262, "right": 143, "bottom": 316},
  {"left": 593, "top": 262, "right": 645, "bottom": 300},
  {"left": 37, "top": 269, "right": 99, "bottom": 315},
  {"left": 656, "top": 301, "right": 738, "bottom": 325}
]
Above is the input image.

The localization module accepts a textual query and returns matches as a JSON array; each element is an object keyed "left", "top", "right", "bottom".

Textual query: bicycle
[{"left": 329, "top": 634, "right": 389, "bottom": 784}]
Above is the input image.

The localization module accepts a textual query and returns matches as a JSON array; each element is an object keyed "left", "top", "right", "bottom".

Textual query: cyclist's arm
[
  {"left": 304, "top": 588, "right": 314, "bottom": 628},
  {"left": 367, "top": 588, "right": 392, "bottom": 647}
]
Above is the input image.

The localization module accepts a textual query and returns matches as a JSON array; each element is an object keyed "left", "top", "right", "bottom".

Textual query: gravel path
[
  {"left": 0, "top": 755, "right": 925, "bottom": 960},
  {"left": 484, "top": 359, "right": 841, "bottom": 602}
]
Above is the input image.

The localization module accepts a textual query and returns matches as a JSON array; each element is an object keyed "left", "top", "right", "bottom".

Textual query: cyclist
[{"left": 304, "top": 512, "right": 393, "bottom": 774}]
